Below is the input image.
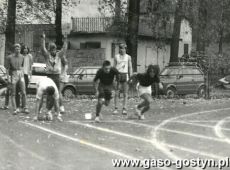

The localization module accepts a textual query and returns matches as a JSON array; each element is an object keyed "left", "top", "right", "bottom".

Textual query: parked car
[
  {"left": 159, "top": 63, "right": 206, "bottom": 98},
  {"left": 218, "top": 75, "right": 230, "bottom": 89},
  {"left": 28, "top": 63, "right": 47, "bottom": 94},
  {"left": 0, "top": 65, "right": 8, "bottom": 91},
  {"left": 62, "top": 66, "right": 100, "bottom": 98}
]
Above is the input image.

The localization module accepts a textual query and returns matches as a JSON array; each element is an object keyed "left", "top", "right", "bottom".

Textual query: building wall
[
  {"left": 137, "top": 39, "right": 171, "bottom": 72},
  {"left": 0, "top": 34, "right": 5, "bottom": 65},
  {"left": 68, "top": 36, "right": 124, "bottom": 65}
]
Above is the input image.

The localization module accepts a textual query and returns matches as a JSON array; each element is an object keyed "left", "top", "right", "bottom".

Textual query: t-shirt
[
  {"left": 23, "top": 54, "right": 33, "bottom": 75},
  {"left": 94, "top": 67, "right": 119, "bottom": 85},
  {"left": 36, "top": 77, "right": 59, "bottom": 100},
  {"left": 6, "top": 54, "right": 24, "bottom": 75},
  {"left": 43, "top": 51, "right": 66, "bottom": 75},
  {"left": 136, "top": 73, "right": 160, "bottom": 87},
  {"left": 115, "top": 54, "right": 131, "bottom": 73}
]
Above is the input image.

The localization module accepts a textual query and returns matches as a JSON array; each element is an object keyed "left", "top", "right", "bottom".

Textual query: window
[
  {"left": 80, "top": 42, "right": 101, "bottom": 49},
  {"left": 161, "top": 68, "right": 178, "bottom": 76},
  {"left": 184, "top": 44, "right": 189, "bottom": 54}
]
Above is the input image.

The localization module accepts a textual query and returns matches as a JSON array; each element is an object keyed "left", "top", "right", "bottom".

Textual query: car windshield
[
  {"left": 161, "top": 68, "right": 178, "bottom": 76},
  {"left": 73, "top": 68, "right": 84, "bottom": 75},
  {"left": 0, "top": 66, "right": 6, "bottom": 74}
]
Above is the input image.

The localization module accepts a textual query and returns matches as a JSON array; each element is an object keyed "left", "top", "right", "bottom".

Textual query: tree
[
  {"left": 55, "top": 0, "right": 63, "bottom": 48},
  {"left": 169, "top": 0, "right": 183, "bottom": 63},
  {"left": 126, "top": 0, "right": 140, "bottom": 72},
  {"left": 5, "top": 0, "right": 16, "bottom": 56},
  {"left": 196, "top": 0, "right": 207, "bottom": 52}
]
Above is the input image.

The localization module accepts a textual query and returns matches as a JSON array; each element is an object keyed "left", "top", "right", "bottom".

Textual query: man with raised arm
[{"left": 41, "top": 32, "right": 68, "bottom": 113}]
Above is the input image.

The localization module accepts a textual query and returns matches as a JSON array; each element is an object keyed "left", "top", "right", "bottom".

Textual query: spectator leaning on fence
[
  {"left": 5, "top": 44, "right": 29, "bottom": 114},
  {"left": 41, "top": 32, "right": 67, "bottom": 113}
]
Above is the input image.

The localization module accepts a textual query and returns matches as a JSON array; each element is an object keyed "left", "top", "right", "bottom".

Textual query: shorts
[
  {"left": 118, "top": 73, "right": 128, "bottom": 83},
  {"left": 138, "top": 85, "right": 152, "bottom": 96},
  {"left": 47, "top": 74, "right": 60, "bottom": 90},
  {"left": 98, "top": 84, "right": 113, "bottom": 101}
]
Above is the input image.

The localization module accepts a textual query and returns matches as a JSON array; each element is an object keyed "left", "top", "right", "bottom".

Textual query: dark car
[
  {"left": 159, "top": 63, "right": 206, "bottom": 98},
  {"left": 0, "top": 65, "right": 8, "bottom": 93},
  {"left": 62, "top": 66, "right": 100, "bottom": 97}
]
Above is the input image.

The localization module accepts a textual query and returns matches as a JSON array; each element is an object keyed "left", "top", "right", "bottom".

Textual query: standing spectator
[
  {"left": 15, "top": 46, "right": 33, "bottom": 109},
  {"left": 113, "top": 43, "right": 133, "bottom": 115},
  {"left": 5, "top": 44, "right": 29, "bottom": 114},
  {"left": 41, "top": 33, "right": 67, "bottom": 113},
  {"left": 21, "top": 45, "right": 33, "bottom": 93}
]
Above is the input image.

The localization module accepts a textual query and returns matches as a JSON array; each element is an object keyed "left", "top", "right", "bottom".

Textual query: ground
[{"left": 1, "top": 96, "right": 230, "bottom": 170}]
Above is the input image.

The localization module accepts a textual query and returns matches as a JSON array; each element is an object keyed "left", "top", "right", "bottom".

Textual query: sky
[{"left": 63, "top": 0, "right": 106, "bottom": 23}]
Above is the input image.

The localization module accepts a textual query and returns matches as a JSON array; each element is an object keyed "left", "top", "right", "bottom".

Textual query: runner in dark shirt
[
  {"left": 132, "top": 65, "right": 161, "bottom": 120},
  {"left": 94, "top": 60, "right": 119, "bottom": 122}
]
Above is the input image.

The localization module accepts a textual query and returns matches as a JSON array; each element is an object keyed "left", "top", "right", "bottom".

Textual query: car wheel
[
  {"left": 166, "top": 87, "right": 176, "bottom": 98},
  {"left": 63, "top": 87, "right": 75, "bottom": 98},
  {"left": 197, "top": 86, "right": 206, "bottom": 98}
]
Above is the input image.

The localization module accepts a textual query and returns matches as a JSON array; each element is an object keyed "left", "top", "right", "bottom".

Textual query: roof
[{"left": 71, "top": 17, "right": 174, "bottom": 38}]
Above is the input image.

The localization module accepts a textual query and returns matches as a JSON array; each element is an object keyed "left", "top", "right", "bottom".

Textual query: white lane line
[
  {"left": 214, "top": 117, "right": 230, "bottom": 144},
  {"left": 68, "top": 121, "right": 225, "bottom": 160},
  {"left": 0, "top": 131, "right": 64, "bottom": 168},
  {"left": 175, "top": 121, "right": 230, "bottom": 132},
  {"left": 122, "top": 121, "right": 226, "bottom": 143},
  {"left": 159, "top": 128, "right": 225, "bottom": 143},
  {"left": 152, "top": 107, "right": 230, "bottom": 170},
  {"left": 20, "top": 121, "right": 137, "bottom": 160}
]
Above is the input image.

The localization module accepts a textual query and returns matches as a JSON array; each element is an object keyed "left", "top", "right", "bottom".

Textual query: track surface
[{"left": 1, "top": 98, "right": 230, "bottom": 170}]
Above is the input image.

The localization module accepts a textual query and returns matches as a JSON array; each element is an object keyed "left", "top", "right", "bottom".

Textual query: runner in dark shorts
[{"left": 94, "top": 60, "right": 119, "bottom": 123}]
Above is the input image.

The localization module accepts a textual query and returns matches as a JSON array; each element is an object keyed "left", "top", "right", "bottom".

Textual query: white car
[
  {"left": 218, "top": 75, "right": 230, "bottom": 89},
  {"left": 28, "top": 63, "right": 47, "bottom": 94}
]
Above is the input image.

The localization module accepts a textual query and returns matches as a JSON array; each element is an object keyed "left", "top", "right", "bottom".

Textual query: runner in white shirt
[
  {"left": 34, "top": 77, "right": 62, "bottom": 121},
  {"left": 114, "top": 43, "right": 133, "bottom": 115}
]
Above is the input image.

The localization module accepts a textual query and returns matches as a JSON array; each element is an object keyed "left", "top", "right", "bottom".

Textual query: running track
[{"left": 1, "top": 99, "right": 230, "bottom": 170}]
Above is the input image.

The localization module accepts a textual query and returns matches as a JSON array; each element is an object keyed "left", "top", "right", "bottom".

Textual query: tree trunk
[
  {"left": 169, "top": 0, "right": 183, "bottom": 63},
  {"left": 55, "top": 0, "right": 63, "bottom": 49},
  {"left": 115, "top": 0, "right": 121, "bottom": 21},
  {"left": 196, "top": 0, "right": 207, "bottom": 52},
  {"left": 218, "top": 1, "right": 224, "bottom": 55},
  {"left": 126, "top": 0, "right": 140, "bottom": 72},
  {"left": 5, "top": 0, "right": 16, "bottom": 59},
  {"left": 218, "top": 28, "right": 223, "bottom": 55}
]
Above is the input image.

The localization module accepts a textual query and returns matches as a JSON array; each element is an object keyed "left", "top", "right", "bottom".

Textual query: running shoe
[
  {"left": 46, "top": 111, "right": 53, "bottom": 121},
  {"left": 113, "top": 108, "right": 118, "bottom": 115},
  {"left": 1, "top": 106, "right": 9, "bottom": 110},
  {"left": 57, "top": 114, "right": 63, "bottom": 122},
  {"left": 122, "top": 108, "right": 127, "bottom": 115},
  {"left": 139, "top": 115, "right": 145, "bottom": 120},
  {"left": 95, "top": 116, "right": 101, "bottom": 123},
  {"left": 60, "top": 106, "right": 65, "bottom": 113},
  {"left": 23, "top": 108, "right": 29, "bottom": 114}
]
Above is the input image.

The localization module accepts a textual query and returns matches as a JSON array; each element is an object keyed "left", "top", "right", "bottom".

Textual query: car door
[
  {"left": 29, "top": 65, "right": 47, "bottom": 94},
  {"left": 76, "top": 68, "right": 96, "bottom": 94},
  {"left": 176, "top": 67, "right": 197, "bottom": 94}
]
